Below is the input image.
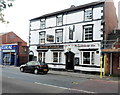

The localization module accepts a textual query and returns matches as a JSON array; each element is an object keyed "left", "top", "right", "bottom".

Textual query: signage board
[
  {"left": 37, "top": 45, "right": 63, "bottom": 49},
  {"left": 0, "top": 45, "right": 18, "bottom": 50}
]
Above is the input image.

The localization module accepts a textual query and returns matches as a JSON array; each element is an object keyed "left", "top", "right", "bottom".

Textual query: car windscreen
[{"left": 27, "top": 61, "right": 40, "bottom": 65}]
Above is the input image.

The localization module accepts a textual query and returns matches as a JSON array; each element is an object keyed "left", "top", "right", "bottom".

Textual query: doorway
[{"left": 65, "top": 51, "right": 75, "bottom": 70}]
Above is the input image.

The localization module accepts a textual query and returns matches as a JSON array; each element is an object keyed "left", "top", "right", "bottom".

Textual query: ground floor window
[
  {"left": 38, "top": 52, "right": 45, "bottom": 62},
  {"left": 53, "top": 52, "right": 61, "bottom": 63},
  {"left": 81, "top": 51, "right": 95, "bottom": 65}
]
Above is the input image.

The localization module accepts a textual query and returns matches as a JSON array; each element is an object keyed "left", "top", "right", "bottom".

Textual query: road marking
[
  {"left": 34, "top": 82, "right": 96, "bottom": 93},
  {"left": 7, "top": 77, "right": 14, "bottom": 79}
]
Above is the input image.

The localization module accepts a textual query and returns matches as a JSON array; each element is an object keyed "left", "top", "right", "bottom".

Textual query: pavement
[{"left": 0, "top": 65, "right": 119, "bottom": 81}]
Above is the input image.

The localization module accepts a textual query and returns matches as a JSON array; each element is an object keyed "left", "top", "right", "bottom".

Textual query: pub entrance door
[{"left": 65, "top": 51, "right": 75, "bottom": 70}]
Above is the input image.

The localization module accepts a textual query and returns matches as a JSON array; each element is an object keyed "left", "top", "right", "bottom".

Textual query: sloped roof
[
  {"left": 0, "top": 32, "right": 27, "bottom": 46},
  {"left": 30, "top": 1, "right": 104, "bottom": 21}
]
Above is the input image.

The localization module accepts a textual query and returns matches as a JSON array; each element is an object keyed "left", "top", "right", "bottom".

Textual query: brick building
[
  {"left": 102, "top": 29, "right": 120, "bottom": 76},
  {"left": 118, "top": 1, "right": 120, "bottom": 29},
  {"left": 0, "top": 32, "right": 28, "bottom": 66}
]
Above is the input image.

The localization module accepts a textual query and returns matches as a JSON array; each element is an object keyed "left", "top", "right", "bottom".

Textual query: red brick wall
[
  {"left": 105, "top": 53, "right": 120, "bottom": 76},
  {"left": 106, "top": 54, "right": 110, "bottom": 75},
  {"left": 104, "top": 0, "right": 118, "bottom": 39},
  {"left": 0, "top": 32, "right": 27, "bottom": 46},
  {"left": 112, "top": 53, "right": 120, "bottom": 76}
]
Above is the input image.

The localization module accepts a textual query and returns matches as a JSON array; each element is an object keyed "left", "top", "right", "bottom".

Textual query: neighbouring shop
[{"left": 0, "top": 44, "right": 18, "bottom": 66}]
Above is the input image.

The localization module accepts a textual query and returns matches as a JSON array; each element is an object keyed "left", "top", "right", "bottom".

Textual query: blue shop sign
[{"left": 1, "top": 45, "right": 18, "bottom": 50}]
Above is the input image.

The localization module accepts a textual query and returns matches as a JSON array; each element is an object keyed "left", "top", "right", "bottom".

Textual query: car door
[{"left": 25, "top": 61, "right": 33, "bottom": 72}]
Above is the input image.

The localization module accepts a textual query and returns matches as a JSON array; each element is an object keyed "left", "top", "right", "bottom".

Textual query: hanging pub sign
[
  {"left": 37, "top": 45, "right": 63, "bottom": 49},
  {"left": 47, "top": 35, "right": 54, "bottom": 42}
]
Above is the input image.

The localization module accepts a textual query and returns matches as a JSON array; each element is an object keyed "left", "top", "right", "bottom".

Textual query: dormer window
[
  {"left": 56, "top": 15, "right": 63, "bottom": 26},
  {"left": 84, "top": 8, "right": 93, "bottom": 21}
]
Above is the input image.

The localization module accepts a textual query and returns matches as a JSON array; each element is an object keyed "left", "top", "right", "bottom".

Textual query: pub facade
[{"left": 29, "top": 0, "right": 118, "bottom": 72}]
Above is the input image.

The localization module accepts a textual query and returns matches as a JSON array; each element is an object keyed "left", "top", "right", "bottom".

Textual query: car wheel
[
  {"left": 34, "top": 69, "right": 38, "bottom": 74},
  {"left": 20, "top": 67, "right": 24, "bottom": 72}
]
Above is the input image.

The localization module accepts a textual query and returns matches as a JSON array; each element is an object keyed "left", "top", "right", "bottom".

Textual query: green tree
[{"left": 0, "top": 0, "right": 14, "bottom": 23}]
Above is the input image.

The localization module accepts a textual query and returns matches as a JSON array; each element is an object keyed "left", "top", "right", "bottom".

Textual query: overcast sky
[{"left": 0, "top": 0, "right": 119, "bottom": 43}]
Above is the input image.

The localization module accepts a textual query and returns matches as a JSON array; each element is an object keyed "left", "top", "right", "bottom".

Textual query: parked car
[{"left": 20, "top": 61, "right": 49, "bottom": 74}]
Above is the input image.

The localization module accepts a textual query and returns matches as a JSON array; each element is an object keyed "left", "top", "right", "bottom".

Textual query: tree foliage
[{"left": 0, "top": 0, "right": 14, "bottom": 23}]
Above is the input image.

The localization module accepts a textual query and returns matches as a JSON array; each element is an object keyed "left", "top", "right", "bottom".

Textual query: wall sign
[
  {"left": 37, "top": 45, "right": 63, "bottom": 49},
  {"left": 64, "top": 43, "right": 100, "bottom": 48}
]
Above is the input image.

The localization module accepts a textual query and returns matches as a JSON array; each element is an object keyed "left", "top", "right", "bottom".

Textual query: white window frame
[
  {"left": 53, "top": 52, "right": 62, "bottom": 63},
  {"left": 83, "top": 25, "right": 93, "bottom": 41},
  {"left": 55, "top": 29, "right": 63, "bottom": 43},
  {"left": 39, "top": 31, "right": 46, "bottom": 44},
  {"left": 38, "top": 52, "right": 45, "bottom": 62},
  {"left": 84, "top": 8, "right": 93, "bottom": 21},
  {"left": 80, "top": 51, "right": 95, "bottom": 65},
  {"left": 56, "top": 15, "right": 63, "bottom": 26},
  {"left": 40, "top": 19, "right": 46, "bottom": 29}
]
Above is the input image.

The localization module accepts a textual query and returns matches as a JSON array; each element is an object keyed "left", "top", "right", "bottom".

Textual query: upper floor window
[
  {"left": 40, "top": 19, "right": 46, "bottom": 29},
  {"left": 84, "top": 8, "right": 92, "bottom": 21},
  {"left": 69, "top": 25, "right": 75, "bottom": 40},
  {"left": 83, "top": 25, "right": 93, "bottom": 41},
  {"left": 39, "top": 31, "right": 45, "bottom": 44},
  {"left": 55, "top": 29, "right": 63, "bottom": 43},
  {"left": 56, "top": 15, "right": 63, "bottom": 26}
]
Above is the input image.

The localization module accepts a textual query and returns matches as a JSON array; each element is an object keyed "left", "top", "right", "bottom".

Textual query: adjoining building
[
  {"left": 118, "top": 1, "right": 120, "bottom": 29},
  {"left": 29, "top": 0, "right": 118, "bottom": 73},
  {"left": 0, "top": 32, "right": 28, "bottom": 66},
  {"left": 102, "top": 29, "right": 120, "bottom": 76}
]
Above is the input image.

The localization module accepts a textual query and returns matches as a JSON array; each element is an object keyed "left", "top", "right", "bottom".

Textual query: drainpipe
[{"left": 110, "top": 53, "right": 113, "bottom": 75}]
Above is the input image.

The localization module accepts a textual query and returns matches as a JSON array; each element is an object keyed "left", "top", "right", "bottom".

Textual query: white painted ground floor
[{"left": 29, "top": 42, "right": 104, "bottom": 72}]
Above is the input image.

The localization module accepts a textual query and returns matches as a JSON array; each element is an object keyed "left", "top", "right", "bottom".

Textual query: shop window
[
  {"left": 39, "top": 31, "right": 45, "bottom": 44},
  {"left": 83, "top": 25, "right": 93, "bottom": 41},
  {"left": 38, "top": 52, "right": 45, "bottom": 62},
  {"left": 53, "top": 52, "right": 61, "bottom": 63},
  {"left": 56, "top": 15, "right": 63, "bottom": 26},
  {"left": 84, "top": 8, "right": 92, "bottom": 21},
  {"left": 55, "top": 29, "right": 63, "bottom": 43}
]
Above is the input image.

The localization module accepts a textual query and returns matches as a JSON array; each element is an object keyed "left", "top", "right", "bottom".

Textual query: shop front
[{"left": 0, "top": 44, "right": 18, "bottom": 66}]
